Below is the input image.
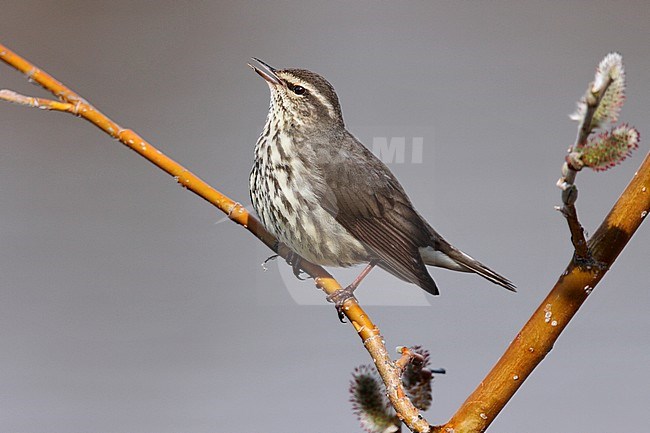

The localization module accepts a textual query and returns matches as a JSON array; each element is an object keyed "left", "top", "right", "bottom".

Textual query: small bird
[{"left": 248, "top": 59, "right": 515, "bottom": 305}]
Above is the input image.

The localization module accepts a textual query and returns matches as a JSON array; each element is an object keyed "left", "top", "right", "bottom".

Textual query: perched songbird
[{"left": 248, "top": 59, "right": 515, "bottom": 303}]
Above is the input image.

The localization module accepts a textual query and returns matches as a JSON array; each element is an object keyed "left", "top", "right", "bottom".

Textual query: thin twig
[
  {"left": 556, "top": 77, "right": 615, "bottom": 260},
  {"left": 0, "top": 89, "right": 78, "bottom": 112},
  {"left": 557, "top": 196, "right": 590, "bottom": 260},
  {"left": 0, "top": 42, "right": 431, "bottom": 433},
  {"left": 395, "top": 346, "right": 424, "bottom": 375}
]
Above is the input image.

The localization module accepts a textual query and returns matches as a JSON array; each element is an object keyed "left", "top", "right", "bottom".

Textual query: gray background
[{"left": 1, "top": 1, "right": 649, "bottom": 432}]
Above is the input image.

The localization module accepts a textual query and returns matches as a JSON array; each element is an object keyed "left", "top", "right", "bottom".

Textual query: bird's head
[{"left": 249, "top": 58, "right": 344, "bottom": 129}]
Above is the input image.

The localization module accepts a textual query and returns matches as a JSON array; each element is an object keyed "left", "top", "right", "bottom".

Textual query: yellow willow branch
[
  {"left": 434, "top": 151, "right": 650, "bottom": 433},
  {"left": 0, "top": 43, "right": 430, "bottom": 432}
]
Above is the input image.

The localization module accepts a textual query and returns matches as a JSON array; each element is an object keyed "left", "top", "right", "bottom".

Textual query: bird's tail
[{"left": 420, "top": 228, "right": 516, "bottom": 292}]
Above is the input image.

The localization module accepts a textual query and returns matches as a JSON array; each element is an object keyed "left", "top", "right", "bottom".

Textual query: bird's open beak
[{"left": 248, "top": 58, "right": 283, "bottom": 86}]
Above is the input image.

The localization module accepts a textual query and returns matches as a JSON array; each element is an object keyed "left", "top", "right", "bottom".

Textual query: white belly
[{"left": 250, "top": 132, "right": 368, "bottom": 267}]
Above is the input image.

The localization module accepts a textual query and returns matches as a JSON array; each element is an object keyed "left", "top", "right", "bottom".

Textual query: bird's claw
[
  {"left": 286, "top": 251, "right": 309, "bottom": 280},
  {"left": 326, "top": 285, "right": 357, "bottom": 323},
  {"left": 261, "top": 254, "right": 279, "bottom": 271}
]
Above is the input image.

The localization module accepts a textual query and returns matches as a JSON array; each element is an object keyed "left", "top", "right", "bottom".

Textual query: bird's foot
[
  {"left": 286, "top": 251, "right": 309, "bottom": 280},
  {"left": 326, "top": 285, "right": 357, "bottom": 323}
]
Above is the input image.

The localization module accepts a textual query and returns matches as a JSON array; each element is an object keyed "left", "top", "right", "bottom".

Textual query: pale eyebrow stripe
[{"left": 285, "top": 73, "right": 337, "bottom": 119}]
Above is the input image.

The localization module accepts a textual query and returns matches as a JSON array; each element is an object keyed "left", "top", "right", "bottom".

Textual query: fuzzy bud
[
  {"left": 570, "top": 52, "right": 626, "bottom": 129},
  {"left": 580, "top": 124, "right": 640, "bottom": 171},
  {"left": 591, "top": 52, "right": 626, "bottom": 128},
  {"left": 349, "top": 365, "right": 398, "bottom": 433}
]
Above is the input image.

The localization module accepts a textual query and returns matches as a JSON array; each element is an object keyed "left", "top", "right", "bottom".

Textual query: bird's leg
[{"left": 327, "top": 260, "right": 378, "bottom": 322}]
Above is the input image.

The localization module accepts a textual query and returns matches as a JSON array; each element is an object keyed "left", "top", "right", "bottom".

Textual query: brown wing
[{"left": 316, "top": 133, "right": 439, "bottom": 295}]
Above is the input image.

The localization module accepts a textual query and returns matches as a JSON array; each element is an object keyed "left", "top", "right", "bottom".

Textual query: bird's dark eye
[{"left": 292, "top": 85, "right": 306, "bottom": 95}]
